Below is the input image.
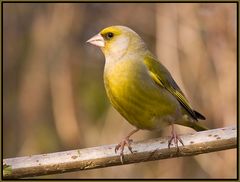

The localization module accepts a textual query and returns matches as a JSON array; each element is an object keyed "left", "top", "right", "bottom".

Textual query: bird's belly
[{"left": 104, "top": 61, "right": 181, "bottom": 130}]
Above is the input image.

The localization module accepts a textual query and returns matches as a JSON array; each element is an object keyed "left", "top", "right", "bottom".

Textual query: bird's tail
[
  {"left": 180, "top": 121, "right": 208, "bottom": 131},
  {"left": 192, "top": 110, "right": 208, "bottom": 131},
  {"left": 194, "top": 110, "right": 206, "bottom": 120},
  {"left": 191, "top": 122, "right": 208, "bottom": 131},
  {"left": 179, "top": 110, "right": 208, "bottom": 131}
]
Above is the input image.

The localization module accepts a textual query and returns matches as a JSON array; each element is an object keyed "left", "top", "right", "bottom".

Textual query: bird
[{"left": 87, "top": 25, "right": 207, "bottom": 163}]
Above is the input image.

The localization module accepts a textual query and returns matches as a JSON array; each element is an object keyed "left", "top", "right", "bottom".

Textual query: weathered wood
[{"left": 3, "top": 125, "right": 237, "bottom": 179}]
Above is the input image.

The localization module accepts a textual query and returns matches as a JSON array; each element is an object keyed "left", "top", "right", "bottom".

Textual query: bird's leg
[
  {"left": 168, "top": 124, "right": 184, "bottom": 150},
  {"left": 115, "top": 128, "right": 139, "bottom": 164}
]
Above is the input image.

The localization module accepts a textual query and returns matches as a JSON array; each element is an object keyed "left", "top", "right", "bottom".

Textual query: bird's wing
[{"left": 144, "top": 53, "right": 198, "bottom": 120}]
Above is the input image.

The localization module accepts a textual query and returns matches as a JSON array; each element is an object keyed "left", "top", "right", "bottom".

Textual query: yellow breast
[{"left": 104, "top": 59, "right": 180, "bottom": 130}]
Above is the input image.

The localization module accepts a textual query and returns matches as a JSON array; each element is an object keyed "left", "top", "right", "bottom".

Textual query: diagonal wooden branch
[{"left": 3, "top": 125, "right": 237, "bottom": 179}]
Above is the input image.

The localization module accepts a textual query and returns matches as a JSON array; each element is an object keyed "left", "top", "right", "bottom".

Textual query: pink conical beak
[{"left": 86, "top": 33, "right": 105, "bottom": 47}]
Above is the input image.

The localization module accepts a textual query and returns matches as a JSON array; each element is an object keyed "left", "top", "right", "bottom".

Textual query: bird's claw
[
  {"left": 115, "top": 138, "right": 133, "bottom": 164},
  {"left": 168, "top": 131, "right": 184, "bottom": 150},
  {"left": 115, "top": 144, "right": 121, "bottom": 153}
]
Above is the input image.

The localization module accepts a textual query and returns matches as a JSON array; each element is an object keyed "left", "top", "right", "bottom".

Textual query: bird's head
[{"left": 87, "top": 26, "right": 146, "bottom": 61}]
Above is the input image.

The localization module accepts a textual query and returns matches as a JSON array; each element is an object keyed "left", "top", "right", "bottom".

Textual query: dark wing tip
[{"left": 194, "top": 110, "right": 206, "bottom": 120}]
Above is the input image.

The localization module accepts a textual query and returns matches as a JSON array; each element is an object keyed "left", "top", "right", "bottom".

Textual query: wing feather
[{"left": 144, "top": 53, "right": 198, "bottom": 120}]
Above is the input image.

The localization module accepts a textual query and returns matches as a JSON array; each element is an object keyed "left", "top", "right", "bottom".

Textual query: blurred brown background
[{"left": 3, "top": 3, "right": 237, "bottom": 178}]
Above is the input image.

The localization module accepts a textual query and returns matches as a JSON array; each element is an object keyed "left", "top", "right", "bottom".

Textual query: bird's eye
[{"left": 106, "top": 32, "right": 114, "bottom": 39}]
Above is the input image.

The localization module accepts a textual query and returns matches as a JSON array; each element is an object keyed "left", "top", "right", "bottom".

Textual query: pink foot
[
  {"left": 168, "top": 125, "right": 184, "bottom": 150},
  {"left": 115, "top": 138, "right": 133, "bottom": 164}
]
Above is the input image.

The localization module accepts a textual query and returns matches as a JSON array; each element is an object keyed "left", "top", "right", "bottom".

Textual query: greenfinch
[{"left": 87, "top": 25, "right": 206, "bottom": 163}]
